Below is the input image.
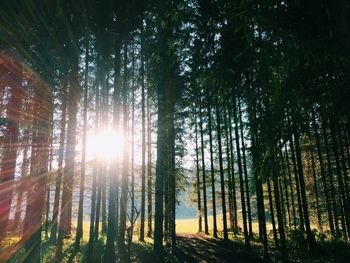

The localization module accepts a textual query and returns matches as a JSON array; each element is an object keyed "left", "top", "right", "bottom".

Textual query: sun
[{"left": 87, "top": 129, "right": 124, "bottom": 160}]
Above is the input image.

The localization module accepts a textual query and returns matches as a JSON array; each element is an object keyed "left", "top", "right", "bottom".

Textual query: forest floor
[
  {"left": 2, "top": 220, "right": 350, "bottom": 262},
  {"left": 174, "top": 233, "right": 263, "bottom": 263}
]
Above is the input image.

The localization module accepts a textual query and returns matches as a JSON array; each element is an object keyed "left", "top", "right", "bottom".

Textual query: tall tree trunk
[
  {"left": 50, "top": 80, "right": 67, "bottom": 242},
  {"left": 228, "top": 106, "right": 238, "bottom": 233},
  {"left": 75, "top": 37, "right": 89, "bottom": 248},
  {"left": 127, "top": 44, "right": 136, "bottom": 261},
  {"left": 284, "top": 144, "right": 297, "bottom": 229},
  {"left": 322, "top": 113, "right": 340, "bottom": 234},
  {"left": 147, "top": 94, "right": 153, "bottom": 238},
  {"left": 233, "top": 96, "right": 249, "bottom": 247},
  {"left": 311, "top": 107, "right": 334, "bottom": 234},
  {"left": 267, "top": 177, "right": 278, "bottom": 248},
  {"left": 87, "top": 83, "right": 100, "bottom": 262},
  {"left": 272, "top": 152, "right": 288, "bottom": 261},
  {"left": 140, "top": 27, "right": 146, "bottom": 241},
  {"left": 279, "top": 141, "right": 292, "bottom": 229},
  {"left": 215, "top": 101, "right": 228, "bottom": 240},
  {"left": 199, "top": 92, "right": 209, "bottom": 234},
  {"left": 289, "top": 131, "right": 305, "bottom": 231},
  {"left": 45, "top": 113, "right": 54, "bottom": 240},
  {"left": 0, "top": 59, "right": 23, "bottom": 240},
  {"left": 207, "top": 91, "right": 218, "bottom": 237},
  {"left": 293, "top": 126, "right": 318, "bottom": 253},
  {"left": 56, "top": 73, "right": 79, "bottom": 260},
  {"left": 23, "top": 82, "right": 51, "bottom": 263},
  {"left": 223, "top": 108, "right": 234, "bottom": 233},
  {"left": 14, "top": 129, "right": 30, "bottom": 228},
  {"left": 118, "top": 38, "right": 129, "bottom": 254},
  {"left": 310, "top": 147, "right": 322, "bottom": 231},
  {"left": 194, "top": 111, "right": 202, "bottom": 233},
  {"left": 329, "top": 117, "right": 350, "bottom": 239},
  {"left": 238, "top": 101, "right": 253, "bottom": 238}
]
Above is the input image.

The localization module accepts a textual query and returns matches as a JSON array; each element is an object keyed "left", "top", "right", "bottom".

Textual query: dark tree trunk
[
  {"left": 147, "top": 94, "right": 153, "bottom": 238},
  {"left": 207, "top": 90, "right": 218, "bottom": 237},
  {"left": 215, "top": 101, "right": 228, "bottom": 240},
  {"left": 23, "top": 83, "right": 51, "bottom": 263},
  {"left": 310, "top": 147, "right": 323, "bottom": 231},
  {"left": 195, "top": 110, "right": 202, "bottom": 233},
  {"left": 293, "top": 126, "right": 318, "bottom": 253},
  {"left": 233, "top": 96, "right": 249, "bottom": 247},
  {"left": 238, "top": 101, "right": 253, "bottom": 238},
  {"left": 75, "top": 37, "right": 89, "bottom": 248},
  {"left": 329, "top": 118, "right": 350, "bottom": 238},
  {"left": 199, "top": 92, "right": 209, "bottom": 234},
  {"left": 267, "top": 178, "right": 279, "bottom": 248},
  {"left": 322, "top": 113, "right": 340, "bottom": 234},
  {"left": 118, "top": 38, "right": 129, "bottom": 254},
  {"left": 279, "top": 141, "right": 292, "bottom": 229},
  {"left": 311, "top": 107, "right": 334, "bottom": 234},
  {"left": 284, "top": 144, "right": 297, "bottom": 230},
  {"left": 14, "top": 130, "right": 30, "bottom": 228},
  {"left": 87, "top": 84, "right": 100, "bottom": 262},
  {"left": 228, "top": 106, "right": 238, "bottom": 233},
  {"left": 140, "top": 25, "right": 146, "bottom": 242},
  {"left": 50, "top": 81, "right": 67, "bottom": 243},
  {"left": 223, "top": 107, "right": 234, "bottom": 233},
  {"left": 289, "top": 133, "right": 305, "bottom": 231},
  {"left": 56, "top": 73, "right": 79, "bottom": 260},
  {"left": 0, "top": 61, "right": 23, "bottom": 240},
  {"left": 272, "top": 152, "right": 288, "bottom": 261}
]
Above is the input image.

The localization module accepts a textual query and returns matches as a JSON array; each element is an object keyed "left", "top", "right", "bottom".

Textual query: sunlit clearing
[{"left": 87, "top": 129, "right": 123, "bottom": 160}]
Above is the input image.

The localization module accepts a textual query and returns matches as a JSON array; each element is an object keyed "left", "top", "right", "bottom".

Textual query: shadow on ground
[{"left": 175, "top": 233, "right": 263, "bottom": 263}]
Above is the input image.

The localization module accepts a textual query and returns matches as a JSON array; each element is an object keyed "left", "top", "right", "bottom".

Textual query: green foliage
[{"left": 288, "top": 228, "right": 307, "bottom": 252}]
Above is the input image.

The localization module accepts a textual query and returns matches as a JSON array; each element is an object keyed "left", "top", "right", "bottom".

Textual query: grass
[{"left": 2, "top": 217, "right": 350, "bottom": 262}]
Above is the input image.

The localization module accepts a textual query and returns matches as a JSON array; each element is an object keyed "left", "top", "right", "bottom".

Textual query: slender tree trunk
[
  {"left": 322, "top": 113, "right": 340, "bottom": 234},
  {"left": 87, "top": 83, "right": 100, "bottom": 262},
  {"left": 310, "top": 147, "right": 323, "bottom": 231},
  {"left": 114, "top": 42, "right": 122, "bottom": 242},
  {"left": 56, "top": 73, "right": 79, "bottom": 260},
  {"left": 284, "top": 144, "right": 297, "bottom": 230},
  {"left": 330, "top": 118, "right": 350, "bottom": 239},
  {"left": 207, "top": 90, "right": 218, "bottom": 237},
  {"left": 199, "top": 92, "right": 209, "bottom": 234},
  {"left": 272, "top": 152, "right": 288, "bottom": 261},
  {"left": 23, "top": 83, "right": 51, "bottom": 263},
  {"left": 0, "top": 65, "right": 23, "bottom": 240},
  {"left": 118, "top": 38, "right": 129, "bottom": 254},
  {"left": 294, "top": 126, "right": 318, "bottom": 253},
  {"left": 238, "top": 101, "right": 253, "bottom": 238},
  {"left": 215, "top": 101, "right": 228, "bottom": 240},
  {"left": 312, "top": 107, "right": 334, "bottom": 234},
  {"left": 233, "top": 96, "right": 249, "bottom": 247},
  {"left": 45, "top": 116, "right": 54, "bottom": 240},
  {"left": 267, "top": 178, "right": 279, "bottom": 248},
  {"left": 140, "top": 28, "right": 146, "bottom": 241},
  {"left": 14, "top": 129, "right": 30, "bottom": 228},
  {"left": 279, "top": 141, "right": 291, "bottom": 229},
  {"left": 169, "top": 100, "right": 176, "bottom": 255},
  {"left": 289, "top": 132, "right": 305, "bottom": 231},
  {"left": 50, "top": 80, "right": 67, "bottom": 243},
  {"left": 147, "top": 94, "right": 153, "bottom": 238},
  {"left": 75, "top": 37, "right": 89, "bottom": 248},
  {"left": 194, "top": 111, "right": 202, "bottom": 233},
  {"left": 228, "top": 106, "right": 238, "bottom": 233},
  {"left": 223, "top": 108, "right": 234, "bottom": 233},
  {"left": 128, "top": 45, "right": 136, "bottom": 261}
]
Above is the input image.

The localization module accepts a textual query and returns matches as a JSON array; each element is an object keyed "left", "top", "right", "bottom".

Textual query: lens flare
[{"left": 87, "top": 129, "right": 123, "bottom": 160}]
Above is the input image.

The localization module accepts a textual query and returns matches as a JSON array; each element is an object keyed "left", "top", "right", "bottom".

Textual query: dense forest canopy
[{"left": 0, "top": 0, "right": 350, "bottom": 262}]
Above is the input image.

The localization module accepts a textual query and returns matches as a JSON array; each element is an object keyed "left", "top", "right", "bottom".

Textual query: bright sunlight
[{"left": 87, "top": 129, "right": 124, "bottom": 160}]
